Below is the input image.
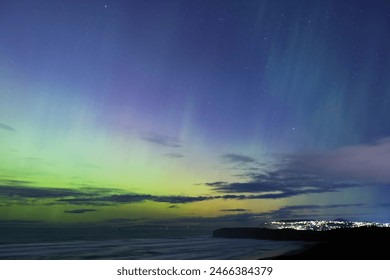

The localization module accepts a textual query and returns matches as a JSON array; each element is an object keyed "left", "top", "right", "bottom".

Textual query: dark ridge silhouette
[{"left": 213, "top": 226, "right": 390, "bottom": 259}]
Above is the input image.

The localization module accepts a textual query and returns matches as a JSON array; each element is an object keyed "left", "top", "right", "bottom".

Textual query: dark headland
[{"left": 213, "top": 226, "right": 390, "bottom": 259}]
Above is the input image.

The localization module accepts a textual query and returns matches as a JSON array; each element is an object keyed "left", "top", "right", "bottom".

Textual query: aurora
[{"left": 1, "top": 0, "right": 390, "bottom": 231}]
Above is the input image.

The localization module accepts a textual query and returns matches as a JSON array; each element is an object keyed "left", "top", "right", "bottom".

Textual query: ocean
[{"left": 0, "top": 236, "right": 305, "bottom": 260}]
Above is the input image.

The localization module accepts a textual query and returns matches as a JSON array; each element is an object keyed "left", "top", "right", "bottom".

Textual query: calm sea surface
[{"left": 0, "top": 236, "right": 305, "bottom": 259}]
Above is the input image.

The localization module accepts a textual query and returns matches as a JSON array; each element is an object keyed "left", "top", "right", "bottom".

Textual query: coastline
[
  {"left": 214, "top": 226, "right": 390, "bottom": 260},
  {"left": 267, "top": 240, "right": 390, "bottom": 260}
]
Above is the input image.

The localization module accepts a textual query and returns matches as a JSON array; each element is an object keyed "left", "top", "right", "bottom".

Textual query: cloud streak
[
  {"left": 141, "top": 133, "right": 182, "bottom": 148},
  {"left": 164, "top": 153, "right": 184, "bottom": 158},
  {"left": 0, "top": 123, "right": 16, "bottom": 131},
  {"left": 57, "top": 194, "right": 215, "bottom": 205},
  {"left": 222, "top": 154, "right": 256, "bottom": 164},
  {"left": 0, "top": 185, "right": 83, "bottom": 198},
  {"left": 64, "top": 209, "right": 97, "bottom": 214},
  {"left": 220, "top": 208, "right": 248, "bottom": 212}
]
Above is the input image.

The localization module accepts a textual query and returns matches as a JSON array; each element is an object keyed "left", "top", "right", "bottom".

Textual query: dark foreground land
[{"left": 213, "top": 226, "right": 390, "bottom": 259}]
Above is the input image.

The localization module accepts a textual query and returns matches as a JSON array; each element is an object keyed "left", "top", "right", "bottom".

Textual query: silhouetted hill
[{"left": 213, "top": 226, "right": 390, "bottom": 259}]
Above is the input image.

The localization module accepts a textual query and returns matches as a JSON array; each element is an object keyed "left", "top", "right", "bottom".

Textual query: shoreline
[
  {"left": 214, "top": 226, "right": 390, "bottom": 260},
  {"left": 268, "top": 240, "right": 390, "bottom": 260}
]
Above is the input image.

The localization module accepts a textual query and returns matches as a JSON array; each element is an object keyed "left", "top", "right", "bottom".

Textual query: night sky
[{"left": 1, "top": 0, "right": 390, "bottom": 228}]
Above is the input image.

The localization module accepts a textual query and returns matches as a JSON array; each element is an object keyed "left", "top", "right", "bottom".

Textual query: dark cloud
[
  {"left": 257, "top": 203, "right": 369, "bottom": 221},
  {"left": 204, "top": 181, "right": 227, "bottom": 187},
  {"left": 207, "top": 155, "right": 361, "bottom": 199},
  {"left": 0, "top": 174, "right": 365, "bottom": 210},
  {"left": 0, "top": 183, "right": 219, "bottom": 206},
  {"left": 220, "top": 208, "right": 248, "bottom": 212},
  {"left": 57, "top": 193, "right": 212, "bottom": 205},
  {"left": 56, "top": 194, "right": 149, "bottom": 206},
  {"left": 141, "top": 133, "right": 182, "bottom": 148},
  {"left": 62, "top": 194, "right": 215, "bottom": 204},
  {"left": 0, "top": 182, "right": 358, "bottom": 207},
  {"left": 64, "top": 209, "right": 97, "bottom": 214},
  {"left": 0, "top": 123, "right": 15, "bottom": 131},
  {"left": 0, "top": 180, "right": 365, "bottom": 210},
  {"left": 164, "top": 153, "right": 184, "bottom": 158},
  {"left": 56, "top": 197, "right": 110, "bottom": 206},
  {"left": 152, "top": 196, "right": 212, "bottom": 204},
  {"left": 105, "top": 194, "right": 153, "bottom": 203},
  {"left": 77, "top": 186, "right": 123, "bottom": 194},
  {"left": 0, "top": 185, "right": 83, "bottom": 198},
  {"left": 286, "top": 137, "right": 390, "bottom": 184},
  {"left": 222, "top": 154, "right": 256, "bottom": 164},
  {"left": 207, "top": 169, "right": 358, "bottom": 199},
  {"left": 208, "top": 138, "right": 390, "bottom": 200},
  {"left": 0, "top": 183, "right": 126, "bottom": 206}
]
